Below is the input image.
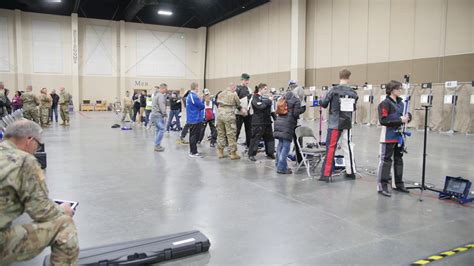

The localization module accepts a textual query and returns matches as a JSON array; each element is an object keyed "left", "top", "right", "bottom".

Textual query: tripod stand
[{"left": 406, "top": 104, "right": 441, "bottom": 194}]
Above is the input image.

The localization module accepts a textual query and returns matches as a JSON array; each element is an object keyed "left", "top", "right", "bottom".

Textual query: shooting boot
[
  {"left": 217, "top": 148, "right": 225, "bottom": 159},
  {"left": 230, "top": 151, "right": 241, "bottom": 160}
]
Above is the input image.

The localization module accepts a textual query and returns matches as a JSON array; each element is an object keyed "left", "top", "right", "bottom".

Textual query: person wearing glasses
[{"left": 0, "top": 120, "right": 79, "bottom": 265}]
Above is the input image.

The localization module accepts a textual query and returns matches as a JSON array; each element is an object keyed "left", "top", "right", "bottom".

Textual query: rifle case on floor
[{"left": 43, "top": 230, "right": 210, "bottom": 265}]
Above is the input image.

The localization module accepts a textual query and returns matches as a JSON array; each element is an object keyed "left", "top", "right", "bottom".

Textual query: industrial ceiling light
[
  {"left": 45, "top": 0, "right": 62, "bottom": 3},
  {"left": 157, "top": 10, "right": 173, "bottom": 16}
]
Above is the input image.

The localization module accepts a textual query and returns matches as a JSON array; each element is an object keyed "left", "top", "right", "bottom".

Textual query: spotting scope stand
[{"left": 406, "top": 104, "right": 442, "bottom": 194}]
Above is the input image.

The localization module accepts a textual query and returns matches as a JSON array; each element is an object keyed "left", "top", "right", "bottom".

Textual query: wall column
[
  {"left": 71, "top": 13, "right": 80, "bottom": 109},
  {"left": 290, "top": 0, "right": 306, "bottom": 86},
  {"left": 118, "top": 20, "right": 126, "bottom": 99},
  {"left": 14, "top": 10, "right": 24, "bottom": 91}
]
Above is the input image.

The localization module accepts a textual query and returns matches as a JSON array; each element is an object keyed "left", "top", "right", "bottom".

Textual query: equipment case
[{"left": 43, "top": 230, "right": 210, "bottom": 265}]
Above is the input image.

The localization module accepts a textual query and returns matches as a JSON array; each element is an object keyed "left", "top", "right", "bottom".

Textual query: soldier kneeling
[{"left": 0, "top": 120, "right": 79, "bottom": 265}]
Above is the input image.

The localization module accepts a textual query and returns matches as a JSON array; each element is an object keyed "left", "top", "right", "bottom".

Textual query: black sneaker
[
  {"left": 344, "top": 173, "right": 356, "bottom": 179},
  {"left": 394, "top": 185, "right": 410, "bottom": 193},
  {"left": 266, "top": 154, "right": 276, "bottom": 159},
  {"left": 319, "top": 176, "right": 332, "bottom": 182},
  {"left": 249, "top": 156, "right": 256, "bottom": 162}
]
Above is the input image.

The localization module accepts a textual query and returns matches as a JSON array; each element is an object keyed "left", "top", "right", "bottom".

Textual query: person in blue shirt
[{"left": 186, "top": 82, "right": 205, "bottom": 157}]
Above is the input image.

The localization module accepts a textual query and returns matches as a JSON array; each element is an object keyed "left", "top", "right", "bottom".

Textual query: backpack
[{"left": 276, "top": 96, "right": 288, "bottom": 115}]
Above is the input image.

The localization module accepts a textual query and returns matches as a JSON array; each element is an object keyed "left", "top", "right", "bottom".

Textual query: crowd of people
[
  {"left": 0, "top": 68, "right": 414, "bottom": 265},
  {"left": 0, "top": 82, "right": 73, "bottom": 127}
]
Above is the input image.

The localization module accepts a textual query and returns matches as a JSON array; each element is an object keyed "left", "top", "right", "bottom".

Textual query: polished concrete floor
[{"left": 13, "top": 112, "right": 474, "bottom": 265}]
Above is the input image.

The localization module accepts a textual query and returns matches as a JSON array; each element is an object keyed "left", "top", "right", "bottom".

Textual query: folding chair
[{"left": 294, "top": 126, "right": 325, "bottom": 177}]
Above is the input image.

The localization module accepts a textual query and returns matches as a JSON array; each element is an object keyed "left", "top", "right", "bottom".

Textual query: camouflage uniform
[
  {"left": 21, "top": 92, "right": 40, "bottom": 123},
  {"left": 39, "top": 94, "right": 52, "bottom": 127},
  {"left": 59, "top": 91, "right": 72, "bottom": 125},
  {"left": 216, "top": 90, "right": 241, "bottom": 159},
  {"left": 0, "top": 140, "right": 79, "bottom": 265},
  {"left": 122, "top": 96, "right": 133, "bottom": 122},
  {"left": 0, "top": 89, "right": 7, "bottom": 118}
]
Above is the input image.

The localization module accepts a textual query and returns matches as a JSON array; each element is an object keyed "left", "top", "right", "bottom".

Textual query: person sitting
[{"left": 0, "top": 120, "right": 79, "bottom": 265}]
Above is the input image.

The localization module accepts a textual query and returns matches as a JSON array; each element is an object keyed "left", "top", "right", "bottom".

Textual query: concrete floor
[{"left": 13, "top": 112, "right": 474, "bottom": 265}]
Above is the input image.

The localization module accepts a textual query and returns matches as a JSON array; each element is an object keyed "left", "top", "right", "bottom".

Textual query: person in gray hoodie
[{"left": 150, "top": 84, "right": 168, "bottom": 152}]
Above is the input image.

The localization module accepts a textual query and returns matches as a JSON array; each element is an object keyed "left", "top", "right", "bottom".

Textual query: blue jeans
[
  {"left": 50, "top": 106, "right": 58, "bottom": 122},
  {"left": 276, "top": 138, "right": 291, "bottom": 172},
  {"left": 144, "top": 110, "right": 151, "bottom": 126},
  {"left": 167, "top": 110, "right": 181, "bottom": 131},
  {"left": 153, "top": 117, "right": 165, "bottom": 147}
]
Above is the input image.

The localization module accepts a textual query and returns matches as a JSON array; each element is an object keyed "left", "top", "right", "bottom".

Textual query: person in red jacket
[{"left": 376, "top": 80, "right": 411, "bottom": 197}]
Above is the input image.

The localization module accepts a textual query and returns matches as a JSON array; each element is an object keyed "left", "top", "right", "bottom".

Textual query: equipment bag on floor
[{"left": 43, "top": 230, "right": 210, "bottom": 266}]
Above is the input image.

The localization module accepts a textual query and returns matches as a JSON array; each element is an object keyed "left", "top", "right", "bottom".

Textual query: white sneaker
[{"left": 188, "top": 153, "right": 203, "bottom": 158}]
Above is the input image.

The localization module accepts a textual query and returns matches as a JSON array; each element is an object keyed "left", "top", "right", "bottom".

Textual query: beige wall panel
[
  {"left": 441, "top": 53, "right": 474, "bottom": 82},
  {"left": 388, "top": 60, "right": 413, "bottom": 81},
  {"left": 305, "top": 69, "right": 316, "bottom": 86},
  {"left": 315, "top": 67, "right": 332, "bottom": 86},
  {"left": 367, "top": 62, "right": 389, "bottom": 84},
  {"left": 315, "top": 0, "right": 333, "bottom": 68},
  {"left": 414, "top": 0, "right": 445, "bottom": 59},
  {"left": 348, "top": 0, "right": 369, "bottom": 66},
  {"left": 305, "top": 0, "right": 317, "bottom": 69},
  {"left": 278, "top": 0, "right": 291, "bottom": 71},
  {"left": 80, "top": 76, "right": 118, "bottom": 103},
  {"left": 445, "top": 0, "right": 472, "bottom": 55},
  {"left": 207, "top": 27, "right": 215, "bottom": 79},
  {"left": 347, "top": 64, "right": 367, "bottom": 85},
  {"left": 24, "top": 74, "right": 72, "bottom": 93},
  {"left": 389, "top": 0, "right": 415, "bottom": 61},
  {"left": 367, "top": 0, "right": 390, "bottom": 63},
  {"left": 21, "top": 12, "right": 72, "bottom": 75},
  {"left": 412, "top": 57, "right": 441, "bottom": 83},
  {"left": 206, "top": 71, "right": 290, "bottom": 94},
  {"left": 0, "top": 73, "right": 17, "bottom": 90},
  {"left": 258, "top": 4, "right": 270, "bottom": 74},
  {"left": 331, "top": 0, "right": 350, "bottom": 67},
  {"left": 268, "top": 0, "right": 280, "bottom": 73}
]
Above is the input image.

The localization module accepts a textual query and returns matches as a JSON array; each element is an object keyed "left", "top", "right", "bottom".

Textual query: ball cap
[
  {"left": 241, "top": 73, "right": 250, "bottom": 80},
  {"left": 288, "top": 80, "right": 297, "bottom": 86},
  {"left": 203, "top": 88, "right": 210, "bottom": 95}
]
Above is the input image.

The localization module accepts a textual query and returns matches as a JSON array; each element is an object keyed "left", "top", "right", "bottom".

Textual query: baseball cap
[
  {"left": 204, "top": 88, "right": 210, "bottom": 95},
  {"left": 241, "top": 73, "right": 250, "bottom": 80},
  {"left": 288, "top": 80, "right": 297, "bottom": 86}
]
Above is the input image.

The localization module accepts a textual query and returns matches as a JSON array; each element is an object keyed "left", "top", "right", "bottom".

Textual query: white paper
[
  {"left": 340, "top": 98, "right": 355, "bottom": 112},
  {"left": 380, "top": 95, "right": 386, "bottom": 102},
  {"left": 309, "top": 86, "right": 316, "bottom": 91},
  {"left": 445, "top": 81, "right": 458, "bottom": 88},
  {"left": 364, "top": 84, "right": 373, "bottom": 91},
  {"left": 444, "top": 95, "right": 453, "bottom": 104},
  {"left": 308, "top": 95, "right": 314, "bottom": 102},
  {"left": 402, "top": 83, "right": 410, "bottom": 89},
  {"left": 470, "top": 95, "right": 474, "bottom": 104},
  {"left": 363, "top": 95, "right": 370, "bottom": 103},
  {"left": 420, "top": 95, "right": 429, "bottom": 104}
]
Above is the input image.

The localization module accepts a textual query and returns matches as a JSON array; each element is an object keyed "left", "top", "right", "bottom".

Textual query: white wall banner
[{"left": 32, "top": 20, "right": 63, "bottom": 73}]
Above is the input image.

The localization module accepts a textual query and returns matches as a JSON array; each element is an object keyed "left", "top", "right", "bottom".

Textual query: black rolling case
[
  {"left": 35, "top": 152, "right": 47, "bottom": 169},
  {"left": 43, "top": 230, "right": 210, "bottom": 265}
]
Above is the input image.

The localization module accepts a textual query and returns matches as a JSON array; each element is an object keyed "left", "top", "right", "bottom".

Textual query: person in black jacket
[
  {"left": 139, "top": 90, "right": 147, "bottom": 123},
  {"left": 248, "top": 83, "right": 275, "bottom": 161},
  {"left": 273, "top": 91, "right": 303, "bottom": 174},
  {"left": 132, "top": 92, "right": 140, "bottom": 123},
  {"left": 235, "top": 73, "right": 252, "bottom": 148},
  {"left": 167, "top": 91, "right": 182, "bottom": 131},
  {"left": 49, "top": 90, "right": 60, "bottom": 123}
]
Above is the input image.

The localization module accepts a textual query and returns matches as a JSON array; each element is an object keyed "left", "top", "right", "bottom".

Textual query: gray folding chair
[{"left": 294, "top": 126, "right": 325, "bottom": 177}]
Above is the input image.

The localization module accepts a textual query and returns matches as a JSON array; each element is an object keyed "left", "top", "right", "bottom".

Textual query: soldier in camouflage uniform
[
  {"left": 58, "top": 87, "right": 72, "bottom": 126},
  {"left": 0, "top": 82, "right": 8, "bottom": 118},
  {"left": 21, "top": 85, "right": 40, "bottom": 123},
  {"left": 122, "top": 90, "right": 133, "bottom": 122},
  {"left": 216, "top": 84, "right": 247, "bottom": 160},
  {"left": 0, "top": 120, "right": 79, "bottom": 265},
  {"left": 39, "top": 88, "right": 52, "bottom": 127}
]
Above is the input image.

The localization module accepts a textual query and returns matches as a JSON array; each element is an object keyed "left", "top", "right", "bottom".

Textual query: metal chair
[{"left": 294, "top": 126, "right": 325, "bottom": 177}]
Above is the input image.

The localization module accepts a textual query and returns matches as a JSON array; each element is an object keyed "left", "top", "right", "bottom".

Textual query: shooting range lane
[{"left": 12, "top": 112, "right": 474, "bottom": 265}]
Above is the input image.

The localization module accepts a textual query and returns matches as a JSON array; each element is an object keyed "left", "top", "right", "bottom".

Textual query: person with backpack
[
  {"left": 199, "top": 89, "right": 217, "bottom": 147},
  {"left": 248, "top": 83, "right": 275, "bottom": 161},
  {"left": 273, "top": 90, "right": 303, "bottom": 174},
  {"left": 319, "top": 69, "right": 359, "bottom": 182}
]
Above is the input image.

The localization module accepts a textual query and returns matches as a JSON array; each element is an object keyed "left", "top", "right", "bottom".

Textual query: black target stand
[{"left": 406, "top": 104, "right": 441, "bottom": 195}]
